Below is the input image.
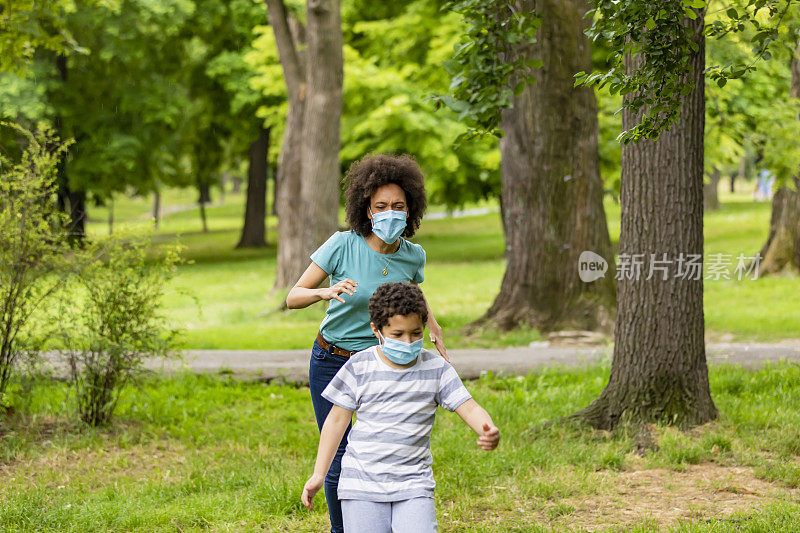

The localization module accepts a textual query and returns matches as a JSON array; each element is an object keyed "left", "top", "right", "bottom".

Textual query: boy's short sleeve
[
  {"left": 435, "top": 363, "right": 471, "bottom": 412},
  {"left": 310, "top": 232, "right": 344, "bottom": 276},
  {"left": 321, "top": 361, "right": 359, "bottom": 411},
  {"left": 412, "top": 245, "right": 426, "bottom": 284}
]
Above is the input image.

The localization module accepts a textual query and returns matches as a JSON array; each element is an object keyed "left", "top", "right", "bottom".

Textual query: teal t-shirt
[{"left": 311, "top": 231, "right": 426, "bottom": 351}]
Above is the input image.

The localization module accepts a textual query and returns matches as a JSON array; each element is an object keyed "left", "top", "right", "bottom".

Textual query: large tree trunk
[
  {"left": 299, "top": 0, "right": 343, "bottom": 257},
  {"left": 267, "top": 0, "right": 342, "bottom": 289},
  {"left": 756, "top": 179, "right": 800, "bottom": 274},
  {"left": 576, "top": 11, "right": 717, "bottom": 431},
  {"left": 237, "top": 127, "right": 271, "bottom": 248},
  {"left": 476, "top": 0, "right": 616, "bottom": 334},
  {"left": 755, "top": 46, "right": 800, "bottom": 275}
]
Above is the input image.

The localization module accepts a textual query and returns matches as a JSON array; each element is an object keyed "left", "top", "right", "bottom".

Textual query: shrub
[
  {"left": 59, "top": 230, "right": 183, "bottom": 426},
  {"left": 0, "top": 124, "right": 70, "bottom": 411}
]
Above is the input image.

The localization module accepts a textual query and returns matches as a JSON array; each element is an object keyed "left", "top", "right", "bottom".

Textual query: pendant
[{"left": 382, "top": 268, "right": 388, "bottom": 276}]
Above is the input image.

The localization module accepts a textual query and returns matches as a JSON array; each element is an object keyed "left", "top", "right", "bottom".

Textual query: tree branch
[{"left": 265, "top": 0, "right": 305, "bottom": 99}]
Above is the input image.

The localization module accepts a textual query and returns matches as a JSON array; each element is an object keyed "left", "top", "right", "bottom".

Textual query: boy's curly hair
[
  {"left": 343, "top": 154, "right": 427, "bottom": 238},
  {"left": 369, "top": 282, "right": 428, "bottom": 331}
]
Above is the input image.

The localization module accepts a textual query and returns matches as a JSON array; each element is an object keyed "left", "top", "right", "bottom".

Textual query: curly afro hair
[
  {"left": 369, "top": 282, "right": 428, "bottom": 332},
  {"left": 344, "top": 154, "right": 427, "bottom": 238}
]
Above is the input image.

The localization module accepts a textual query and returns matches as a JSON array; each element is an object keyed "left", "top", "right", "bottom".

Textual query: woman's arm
[
  {"left": 286, "top": 262, "right": 358, "bottom": 309},
  {"left": 454, "top": 399, "right": 500, "bottom": 451},
  {"left": 414, "top": 283, "right": 448, "bottom": 362},
  {"left": 301, "top": 405, "right": 354, "bottom": 510}
]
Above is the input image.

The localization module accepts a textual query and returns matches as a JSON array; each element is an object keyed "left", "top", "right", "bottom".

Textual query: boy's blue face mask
[
  {"left": 379, "top": 332, "right": 423, "bottom": 365},
  {"left": 369, "top": 208, "right": 407, "bottom": 244}
]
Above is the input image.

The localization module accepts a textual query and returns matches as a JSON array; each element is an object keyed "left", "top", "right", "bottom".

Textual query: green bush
[
  {"left": 58, "top": 230, "right": 183, "bottom": 426},
  {"left": 0, "top": 124, "right": 70, "bottom": 410}
]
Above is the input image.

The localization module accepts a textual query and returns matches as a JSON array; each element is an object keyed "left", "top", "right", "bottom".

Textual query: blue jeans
[{"left": 309, "top": 338, "right": 353, "bottom": 533}]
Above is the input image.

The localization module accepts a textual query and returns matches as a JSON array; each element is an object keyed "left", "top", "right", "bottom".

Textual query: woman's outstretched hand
[
  {"left": 477, "top": 423, "right": 500, "bottom": 451},
  {"left": 318, "top": 278, "right": 358, "bottom": 304},
  {"left": 428, "top": 321, "right": 449, "bottom": 362},
  {"left": 301, "top": 473, "right": 325, "bottom": 510}
]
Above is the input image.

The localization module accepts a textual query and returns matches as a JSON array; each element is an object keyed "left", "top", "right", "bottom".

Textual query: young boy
[{"left": 301, "top": 282, "right": 500, "bottom": 532}]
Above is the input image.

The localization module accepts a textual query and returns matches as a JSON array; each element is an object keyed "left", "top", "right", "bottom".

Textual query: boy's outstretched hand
[
  {"left": 301, "top": 473, "right": 325, "bottom": 510},
  {"left": 477, "top": 422, "right": 500, "bottom": 451}
]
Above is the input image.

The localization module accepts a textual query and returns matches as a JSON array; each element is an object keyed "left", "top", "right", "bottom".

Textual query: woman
[{"left": 286, "top": 153, "right": 447, "bottom": 533}]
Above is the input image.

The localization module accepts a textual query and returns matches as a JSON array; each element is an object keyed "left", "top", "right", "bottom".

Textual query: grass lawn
[
  {"left": 81, "top": 181, "right": 800, "bottom": 350},
  {"left": 1, "top": 362, "right": 799, "bottom": 531}
]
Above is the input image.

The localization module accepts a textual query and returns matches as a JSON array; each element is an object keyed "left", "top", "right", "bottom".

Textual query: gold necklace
[{"left": 379, "top": 241, "right": 400, "bottom": 275}]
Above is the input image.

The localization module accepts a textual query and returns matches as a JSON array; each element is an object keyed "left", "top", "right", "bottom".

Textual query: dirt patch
[
  {"left": 560, "top": 462, "right": 799, "bottom": 531},
  {"left": 0, "top": 438, "right": 191, "bottom": 493}
]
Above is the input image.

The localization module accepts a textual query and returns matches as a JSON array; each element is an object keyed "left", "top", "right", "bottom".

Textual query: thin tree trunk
[
  {"left": 704, "top": 167, "right": 721, "bottom": 211},
  {"left": 53, "top": 53, "right": 86, "bottom": 244},
  {"left": 153, "top": 190, "right": 160, "bottom": 229},
  {"left": 755, "top": 45, "right": 800, "bottom": 275},
  {"left": 576, "top": 10, "right": 716, "bottom": 432},
  {"left": 272, "top": 91, "right": 306, "bottom": 287},
  {"left": 108, "top": 196, "right": 114, "bottom": 235},
  {"left": 67, "top": 188, "right": 86, "bottom": 243},
  {"left": 270, "top": 164, "right": 279, "bottom": 217},
  {"left": 237, "top": 127, "right": 270, "bottom": 248},
  {"left": 198, "top": 179, "right": 209, "bottom": 233},
  {"left": 232, "top": 176, "right": 243, "bottom": 193},
  {"left": 475, "top": 0, "right": 616, "bottom": 334}
]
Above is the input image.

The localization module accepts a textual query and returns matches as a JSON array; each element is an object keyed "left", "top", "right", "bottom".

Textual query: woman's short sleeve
[
  {"left": 412, "top": 246, "right": 426, "bottom": 284},
  {"left": 310, "top": 232, "right": 344, "bottom": 276}
]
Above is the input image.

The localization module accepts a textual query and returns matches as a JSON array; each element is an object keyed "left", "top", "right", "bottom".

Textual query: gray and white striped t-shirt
[{"left": 321, "top": 346, "right": 472, "bottom": 502}]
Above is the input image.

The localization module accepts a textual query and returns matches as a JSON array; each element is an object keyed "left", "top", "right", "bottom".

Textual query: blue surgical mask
[
  {"left": 379, "top": 333, "right": 423, "bottom": 365},
  {"left": 370, "top": 208, "right": 407, "bottom": 244}
]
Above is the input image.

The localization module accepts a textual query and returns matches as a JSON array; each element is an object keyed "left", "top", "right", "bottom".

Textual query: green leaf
[
  {"left": 726, "top": 8, "right": 738, "bottom": 20},
  {"left": 514, "top": 81, "right": 526, "bottom": 96},
  {"left": 717, "top": 77, "right": 727, "bottom": 88},
  {"left": 645, "top": 18, "right": 656, "bottom": 30}
]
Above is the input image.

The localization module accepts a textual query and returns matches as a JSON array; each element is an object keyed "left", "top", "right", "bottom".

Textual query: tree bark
[
  {"left": 267, "top": 0, "right": 343, "bottom": 289},
  {"left": 237, "top": 127, "right": 270, "bottom": 248},
  {"left": 270, "top": 164, "right": 278, "bottom": 216},
  {"left": 299, "top": 0, "right": 343, "bottom": 256},
  {"left": 756, "top": 179, "right": 800, "bottom": 274},
  {"left": 755, "top": 45, "right": 800, "bottom": 275},
  {"left": 475, "top": 0, "right": 616, "bottom": 334},
  {"left": 576, "top": 11, "right": 717, "bottom": 431},
  {"left": 704, "top": 167, "right": 721, "bottom": 211}
]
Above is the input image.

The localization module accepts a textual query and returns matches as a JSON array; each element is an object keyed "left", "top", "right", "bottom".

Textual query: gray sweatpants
[{"left": 340, "top": 497, "right": 437, "bottom": 533}]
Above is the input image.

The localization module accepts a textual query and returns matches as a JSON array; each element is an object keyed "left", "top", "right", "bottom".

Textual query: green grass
[
  {"left": 2, "top": 362, "right": 799, "bottom": 531},
  {"left": 80, "top": 183, "right": 800, "bottom": 350}
]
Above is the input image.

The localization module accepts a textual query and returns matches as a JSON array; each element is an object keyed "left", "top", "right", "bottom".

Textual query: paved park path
[{"left": 146, "top": 342, "right": 800, "bottom": 384}]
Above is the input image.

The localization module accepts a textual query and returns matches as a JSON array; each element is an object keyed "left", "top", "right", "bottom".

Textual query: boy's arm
[
  {"left": 301, "top": 405, "right": 353, "bottom": 510},
  {"left": 454, "top": 398, "right": 500, "bottom": 451}
]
